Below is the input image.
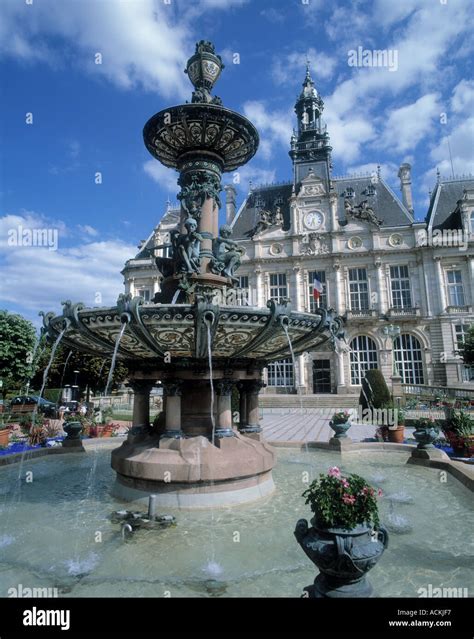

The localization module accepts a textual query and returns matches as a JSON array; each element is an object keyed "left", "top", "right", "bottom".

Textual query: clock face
[{"left": 304, "top": 211, "right": 323, "bottom": 230}]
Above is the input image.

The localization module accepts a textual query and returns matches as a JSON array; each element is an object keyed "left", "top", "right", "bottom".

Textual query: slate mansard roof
[
  {"left": 426, "top": 177, "right": 474, "bottom": 230},
  {"left": 231, "top": 182, "right": 293, "bottom": 239},
  {"left": 230, "top": 174, "right": 413, "bottom": 240}
]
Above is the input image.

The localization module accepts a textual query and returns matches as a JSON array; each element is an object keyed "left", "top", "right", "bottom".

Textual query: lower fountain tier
[{"left": 111, "top": 433, "right": 275, "bottom": 508}]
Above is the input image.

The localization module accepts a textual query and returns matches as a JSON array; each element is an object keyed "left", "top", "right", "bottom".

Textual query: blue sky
[{"left": 0, "top": 0, "right": 473, "bottom": 326}]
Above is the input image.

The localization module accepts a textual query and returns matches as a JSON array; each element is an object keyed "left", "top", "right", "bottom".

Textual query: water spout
[
  {"left": 104, "top": 321, "right": 127, "bottom": 397},
  {"left": 171, "top": 289, "right": 180, "bottom": 304},
  {"left": 204, "top": 318, "right": 216, "bottom": 445},
  {"left": 282, "top": 323, "right": 309, "bottom": 451},
  {"left": 121, "top": 523, "right": 133, "bottom": 540}
]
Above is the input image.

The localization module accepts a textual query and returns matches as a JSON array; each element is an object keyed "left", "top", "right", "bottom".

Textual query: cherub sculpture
[
  {"left": 175, "top": 218, "right": 203, "bottom": 274},
  {"left": 211, "top": 224, "right": 244, "bottom": 283}
]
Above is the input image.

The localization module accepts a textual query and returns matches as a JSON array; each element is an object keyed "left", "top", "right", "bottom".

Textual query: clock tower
[{"left": 289, "top": 64, "right": 332, "bottom": 190}]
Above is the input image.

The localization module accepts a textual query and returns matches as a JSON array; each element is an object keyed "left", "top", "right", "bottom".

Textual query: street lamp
[{"left": 382, "top": 324, "right": 401, "bottom": 376}]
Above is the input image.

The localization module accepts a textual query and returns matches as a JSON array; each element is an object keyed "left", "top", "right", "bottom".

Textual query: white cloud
[
  {"left": 325, "top": 113, "right": 376, "bottom": 164},
  {"left": 378, "top": 93, "right": 441, "bottom": 153},
  {"left": 231, "top": 165, "right": 277, "bottom": 193},
  {"left": 143, "top": 160, "right": 180, "bottom": 195},
  {"left": 0, "top": 0, "right": 248, "bottom": 99},
  {"left": 77, "top": 225, "right": 98, "bottom": 237},
  {"left": 242, "top": 101, "right": 292, "bottom": 161},
  {"left": 451, "top": 79, "right": 474, "bottom": 114},
  {"left": 0, "top": 212, "right": 136, "bottom": 320},
  {"left": 272, "top": 48, "right": 338, "bottom": 85}
]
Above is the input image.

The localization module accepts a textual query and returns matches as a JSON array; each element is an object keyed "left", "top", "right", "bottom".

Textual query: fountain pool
[{"left": 0, "top": 444, "right": 472, "bottom": 598}]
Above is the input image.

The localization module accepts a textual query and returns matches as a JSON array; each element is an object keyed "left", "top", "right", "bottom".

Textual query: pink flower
[
  {"left": 378, "top": 488, "right": 383, "bottom": 497},
  {"left": 342, "top": 493, "right": 356, "bottom": 505},
  {"left": 341, "top": 478, "right": 350, "bottom": 488},
  {"left": 328, "top": 466, "right": 341, "bottom": 478}
]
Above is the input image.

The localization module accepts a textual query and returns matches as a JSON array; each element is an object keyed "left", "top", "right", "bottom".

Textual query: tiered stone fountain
[{"left": 41, "top": 41, "right": 344, "bottom": 508}]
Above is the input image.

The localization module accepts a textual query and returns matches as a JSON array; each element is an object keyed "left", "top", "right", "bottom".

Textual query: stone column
[
  {"left": 329, "top": 191, "right": 338, "bottom": 232},
  {"left": 293, "top": 265, "right": 303, "bottom": 311},
  {"left": 466, "top": 255, "right": 474, "bottom": 305},
  {"left": 130, "top": 379, "right": 154, "bottom": 435},
  {"left": 242, "top": 380, "right": 265, "bottom": 434},
  {"left": 256, "top": 267, "right": 264, "bottom": 307},
  {"left": 237, "top": 382, "right": 248, "bottom": 430},
  {"left": 215, "top": 379, "right": 235, "bottom": 438},
  {"left": 337, "top": 351, "right": 345, "bottom": 387},
  {"left": 375, "top": 259, "right": 385, "bottom": 313},
  {"left": 177, "top": 159, "right": 222, "bottom": 274},
  {"left": 434, "top": 256, "right": 447, "bottom": 312},
  {"left": 161, "top": 379, "right": 184, "bottom": 439},
  {"left": 334, "top": 263, "right": 342, "bottom": 314}
]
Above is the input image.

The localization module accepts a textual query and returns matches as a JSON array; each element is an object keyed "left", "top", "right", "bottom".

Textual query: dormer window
[
  {"left": 344, "top": 187, "right": 355, "bottom": 199},
  {"left": 364, "top": 184, "right": 376, "bottom": 197}
]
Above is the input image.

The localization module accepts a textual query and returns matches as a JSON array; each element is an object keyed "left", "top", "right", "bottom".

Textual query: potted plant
[
  {"left": 387, "top": 403, "right": 405, "bottom": 444},
  {"left": 328, "top": 410, "right": 351, "bottom": 439},
  {"left": 294, "top": 466, "right": 388, "bottom": 598},
  {"left": 413, "top": 417, "right": 439, "bottom": 450},
  {"left": 442, "top": 411, "right": 473, "bottom": 457}
]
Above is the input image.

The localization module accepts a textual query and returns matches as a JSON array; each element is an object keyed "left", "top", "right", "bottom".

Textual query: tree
[
  {"left": 0, "top": 310, "right": 38, "bottom": 400},
  {"left": 30, "top": 344, "right": 129, "bottom": 401},
  {"left": 459, "top": 325, "right": 474, "bottom": 366},
  {"left": 359, "top": 368, "right": 391, "bottom": 411}
]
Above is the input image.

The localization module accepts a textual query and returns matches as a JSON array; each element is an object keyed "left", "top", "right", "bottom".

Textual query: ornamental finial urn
[{"left": 185, "top": 40, "right": 224, "bottom": 103}]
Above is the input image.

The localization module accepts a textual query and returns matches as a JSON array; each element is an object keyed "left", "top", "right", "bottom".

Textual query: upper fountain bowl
[
  {"left": 143, "top": 103, "right": 259, "bottom": 173},
  {"left": 41, "top": 297, "right": 344, "bottom": 365}
]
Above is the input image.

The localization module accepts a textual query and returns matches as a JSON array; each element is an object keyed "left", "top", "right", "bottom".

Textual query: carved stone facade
[{"left": 123, "top": 66, "right": 474, "bottom": 395}]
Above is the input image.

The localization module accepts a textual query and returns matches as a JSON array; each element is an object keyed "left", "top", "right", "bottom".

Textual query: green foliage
[
  {"left": 0, "top": 310, "right": 38, "bottom": 400},
  {"left": 359, "top": 369, "right": 391, "bottom": 410},
  {"left": 30, "top": 344, "right": 129, "bottom": 398},
  {"left": 42, "top": 388, "right": 62, "bottom": 403},
  {"left": 302, "top": 467, "right": 381, "bottom": 530},
  {"left": 443, "top": 410, "right": 473, "bottom": 438},
  {"left": 458, "top": 325, "right": 474, "bottom": 366}
]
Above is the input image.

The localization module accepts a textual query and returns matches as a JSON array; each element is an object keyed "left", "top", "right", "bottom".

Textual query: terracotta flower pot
[
  {"left": 387, "top": 426, "right": 404, "bottom": 443},
  {"left": 0, "top": 429, "right": 9, "bottom": 447}
]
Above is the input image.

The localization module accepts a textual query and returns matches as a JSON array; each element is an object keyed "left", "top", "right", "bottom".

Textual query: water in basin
[{"left": 0, "top": 444, "right": 472, "bottom": 598}]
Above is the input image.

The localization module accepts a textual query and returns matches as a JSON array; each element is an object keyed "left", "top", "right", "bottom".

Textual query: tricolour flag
[{"left": 313, "top": 277, "right": 324, "bottom": 301}]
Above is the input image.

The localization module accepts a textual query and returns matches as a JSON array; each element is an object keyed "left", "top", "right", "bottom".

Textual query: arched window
[
  {"left": 470, "top": 211, "right": 474, "bottom": 234},
  {"left": 349, "top": 335, "right": 378, "bottom": 385},
  {"left": 267, "top": 358, "right": 294, "bottom": 387},
  {"left": 394, "top": 334, "right": 424, "bottom": 384}
]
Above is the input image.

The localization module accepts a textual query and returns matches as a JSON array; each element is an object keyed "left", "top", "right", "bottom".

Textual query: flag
[{"left": 313, "top": 277, "right": 323, "bottom": 301}]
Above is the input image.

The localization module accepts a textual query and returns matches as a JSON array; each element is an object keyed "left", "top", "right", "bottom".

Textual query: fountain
[{"left": 40, "top": 41, "right": 344, "bottom": 508}]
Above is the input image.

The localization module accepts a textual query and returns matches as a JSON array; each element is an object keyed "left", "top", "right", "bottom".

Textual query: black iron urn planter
[
  {"left": 328, "top": 419, "right": 352, "bottom": 439},
  {"left": 413, "top": 424, "right": 439, "bottom": 450},
  {"left": 295, "top": 467, "right": 389, "bottom": 597},
  {"left": 294, "top": 519, "right": 389, "bottom": 597}
]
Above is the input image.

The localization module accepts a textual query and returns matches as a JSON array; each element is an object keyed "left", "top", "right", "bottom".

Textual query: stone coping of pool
[{"left": 0, "top": 438, "right": 472, "bottom": 492}]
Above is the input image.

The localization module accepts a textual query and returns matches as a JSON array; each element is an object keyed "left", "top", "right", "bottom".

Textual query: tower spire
[{"left": 289, "top": 64, "right": 332, "bottom": 187}]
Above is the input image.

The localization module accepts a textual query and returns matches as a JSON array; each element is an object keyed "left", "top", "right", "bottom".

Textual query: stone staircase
[{"left": 260, "top": 394, "right": 359, "bottom": 410}]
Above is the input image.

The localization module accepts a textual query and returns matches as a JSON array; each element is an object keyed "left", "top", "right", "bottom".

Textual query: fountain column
[
  {"left": 215, "top": 379, "right": 235, "bottom": 438},
  {"left": 177, "top": 159, "right": 222, "bottom": 276},
  {"left": 242, "top": 380, "right": 265, "bottom": 434},
  {"left": 161, "top": 379, "right": 184, "bottom": 439},
  {"left": 237, "top": 382, "right": 248, "bottom": 430},
  {"left": 130, "top": 379, "right": 154, "bottom": 431}
]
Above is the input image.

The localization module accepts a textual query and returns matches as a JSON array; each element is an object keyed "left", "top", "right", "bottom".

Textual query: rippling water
[{"left": 0, "top": 445, "right": 472, "bottom": 598}]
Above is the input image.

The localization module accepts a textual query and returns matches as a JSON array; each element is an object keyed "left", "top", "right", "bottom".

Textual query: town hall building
[{"left": 122, "top": 66, "right": 474, "bottom": 395}]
